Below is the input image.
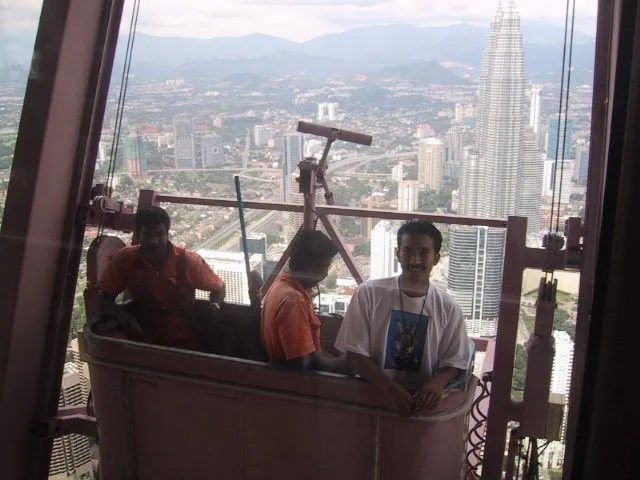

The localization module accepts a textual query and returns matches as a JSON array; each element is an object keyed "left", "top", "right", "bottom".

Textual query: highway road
[
  {"left": 217, "top": 210, "right": 278, "bottom": 251},
  {"left": 193, "top": 149, "right": 416, "bottom": 252}
]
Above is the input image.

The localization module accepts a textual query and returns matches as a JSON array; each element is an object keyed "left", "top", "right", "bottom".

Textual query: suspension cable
[
  {"left": 99, "top": 0, "right": 141, "bottom": 236},
  {"left": 545, "top": 0, "right": 576, "bottom": 282},
  {"left": 555, "top": 0, "right": 577, "bottom": 234},
  {"left": 547, "top": 0, "right": 573, "bottom": 235}
]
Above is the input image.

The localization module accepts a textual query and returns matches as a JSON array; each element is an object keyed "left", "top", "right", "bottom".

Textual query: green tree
[
  {"left": 121, "top": 175, "right": 134, "bottom": 187},
  {"left": 553, "top": 308, "right": 575, "bottom": 340},
  {"left": 418, "top": 187, "right": 452, "bottom": 213},
  {"left": 340, "top": 216, "right": 360, "bottom": 238},
  {"left": 384, "top": 182, "right": 398, "bottom": 201},
  {"left": 324, "top": 273, "right": 337, "bottom": 289},
  {"left": 512, "top": 344, "right": 527, "bottom": 400},
  {"left": 547, "top": 468, "right": 563, "bottom": 480},
  {"left": 354, "top": 242, "right": 371, "bottom": 256},
  {"left": 70, "top": 296, "right": 86, "bottom": 339},
  {"left": 267, "top": 233, "right": 280, "bottom": 245}
]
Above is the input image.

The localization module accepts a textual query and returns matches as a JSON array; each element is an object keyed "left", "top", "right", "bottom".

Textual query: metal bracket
[
  {"left": 35, "top": 408, "right": 98, "bottom": 439},
  {"left": 564, "top": 217, "right": 583, "bottom": 269},
  {"left": 540, "top": 217, "right": 584, "bottom": 271}
]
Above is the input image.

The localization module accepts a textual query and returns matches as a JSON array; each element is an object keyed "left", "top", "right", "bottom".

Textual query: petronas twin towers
[{"left": 448, "top": 1, "right": 531, "bottom": 336}]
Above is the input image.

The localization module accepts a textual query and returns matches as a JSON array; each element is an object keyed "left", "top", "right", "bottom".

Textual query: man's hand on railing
[
  {"left": 382, "top": 381, "right": 415, "bottom": 418},
  {"left": 248, "top": 270, "right": 264, "bottom": 306}
]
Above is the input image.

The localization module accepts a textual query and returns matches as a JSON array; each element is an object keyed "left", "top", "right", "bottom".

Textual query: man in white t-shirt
[{"left": 335, "top": 220, "right": 470, "bottom": 417}]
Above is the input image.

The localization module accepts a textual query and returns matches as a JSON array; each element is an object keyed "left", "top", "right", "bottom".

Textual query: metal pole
[{"left": 234, "top": 176, "right": 253, "bottom": 298}]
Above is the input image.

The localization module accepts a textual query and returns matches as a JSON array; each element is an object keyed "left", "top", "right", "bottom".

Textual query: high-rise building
[
  {"left": 239, "top": 233, "right": 268, "bottom": 278},
  {"left": 443, "top": 162, "right": 460, "bottom": 186},
  {"left": 97, "top": 140, "right": 107, "bottom": 167},
  {"left": 547, "top": 114, "right": 574, "bottom": 161},
  {"left": 282, "top": 132, "right": 305, "bottom": 202},
  {"left": 551, "top": 330, "right": 575, "bottom": 398},
  {"left": 475, "top": 2, "right": 525, "bottom": 219},
  {"left": 201, "top": 134, "right": 224, "bottom": 168},
  {"left": 574, "top": 142, "right": 590, "bottom": 184},
  {"left": 529, "top": 85, "right": 542, "bottom": 134},
  {"left": 370, "top": 220, "right": 400, "bottom": 280},
  {"left": 543, "top": 159, "right": 555, "bottom": 196},
  {"left": 124, "top": 133, "right": 144, "bottom": 179},
  {"left": 397, "top": 180, "right": 419, "bottom": 213},
  {"left": 551, "top": 329, "right": 575, "bottom": 447},
  {"left": 551, "top": 160, "right": 574, "bottom": 204},
  {"left": 67, "top": 338, "right": 90, "bottom": 401},
  {"left": 458, "top": 150, "right": 480, "bottom": 223},
  {"left": 454, "top": 103, "right": 464, "bottom": 122},
  {"left": 314, "top": 293, "right": 352, "bottom": 315},
  {"left": 254, "top": 125, "right": 273, "bottom": 147},
  {"left": 317, "top": 102, "right": 338, "bottom": 121},
  {"left": 49, "top": 364, "right": 93, "bottom": 480},
  {"left": 241, "top": 232, "right": 268, "bottom": 258},
  {"left": 445, "top": 126, "right": 463, "bottom": 164},
  {"left": 417, "top": 137, "right": 444, "bottom": 191},
  {"left": 360, "top": 193, "right": 389, "bottom": 240},
  {"left": 198, "top": 250, "right": 263, "bottom": 305},
  {"left": 448, "top": 0, "right": 525, "bottom": 337},
  {"left": 327, "top": 102, "right": 338, "bottom": 121},
  {"left": 416, "top": 124, "right": 435, "bottom": 139},
  {"left": 448, "top": 226, "right": 504, "bottom": 336},
  {"left": 391, "top": 162, "right": 404, "bottom": 182},
  {"left": 173, "top": 115, "right": 196, "bottom": 169},
  {"left": 537, "top": 121, "right": 548, "bottom": 152},
  {"left": 305, "top": 139, "right": 323, "bottom": 158},
  {"left": 516, "top": 126, "right": 544, "bottom": 236}
]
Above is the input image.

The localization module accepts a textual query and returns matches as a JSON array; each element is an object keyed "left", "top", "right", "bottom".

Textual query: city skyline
[{"left": 4, "top": 0, "right": 598, "bottom": 41}]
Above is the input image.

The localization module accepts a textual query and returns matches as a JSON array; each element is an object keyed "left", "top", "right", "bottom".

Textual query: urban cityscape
[{"left": 0, "top": 0, "right": 596, "bottom": 478}]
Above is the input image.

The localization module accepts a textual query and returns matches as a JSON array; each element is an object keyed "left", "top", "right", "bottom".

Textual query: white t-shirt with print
[{"left": 335, "top": 277, "right": 470, "bottom": 388}]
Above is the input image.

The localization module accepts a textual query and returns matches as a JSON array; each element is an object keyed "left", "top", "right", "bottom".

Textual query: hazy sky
[{"left": 3, "top": 0, "right": 598, "bottom": 42}]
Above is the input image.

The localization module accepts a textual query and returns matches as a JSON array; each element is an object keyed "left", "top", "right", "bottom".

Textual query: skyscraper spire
[
  {"left": 448, "top": 0, "right": 526, "bottom": 337},
  {"left": 474, "top": 0, "right": 525, "bottom": 218}
]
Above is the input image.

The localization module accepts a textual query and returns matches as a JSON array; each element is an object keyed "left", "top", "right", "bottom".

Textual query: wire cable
[{"left": 99, "top": 0, "right": 141, "bottom": 236}]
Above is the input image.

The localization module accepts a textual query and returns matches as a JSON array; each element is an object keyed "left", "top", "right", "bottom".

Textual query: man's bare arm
[
  {"left": 346, "top": 351, "right": 414, "bottom": 416},
  {"left": 280, "top": 351, "right": 350, "bottom": 375},
  {"left": 346, "top": 351, "right": 397, "bottom": 391}
]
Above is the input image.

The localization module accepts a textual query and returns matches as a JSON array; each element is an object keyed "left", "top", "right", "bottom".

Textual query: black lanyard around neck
[{"left": 398, "top": 282, "right": 429, "bottom": 325}]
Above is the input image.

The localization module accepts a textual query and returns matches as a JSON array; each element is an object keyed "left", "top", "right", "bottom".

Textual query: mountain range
[{"left": 1, "top": 22, "right": 595, "bottom": 84}]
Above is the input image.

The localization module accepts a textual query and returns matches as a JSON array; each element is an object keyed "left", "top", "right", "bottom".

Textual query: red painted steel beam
[
  {"left": 155, "top": 193, "right": 508, "bottom": 228},
  {"left": 481, "top": 216, "right": 527, "bottom": 479},
  {"left": 0, "top": 0, "right": 125, "bottom": 478},
  {"left": 38, "top": 411, "right": 99, "bottom": 439}
]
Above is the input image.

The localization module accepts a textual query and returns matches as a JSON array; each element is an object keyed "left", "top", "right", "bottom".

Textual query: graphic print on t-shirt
[{"left": 384, "top": 310, "right": 429, "bottom": 372}]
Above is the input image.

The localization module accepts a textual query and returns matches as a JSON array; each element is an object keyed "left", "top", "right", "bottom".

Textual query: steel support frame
[
  {"left": 0, "top": 0, "right": 125, "bottom": 478},
  {"left": 568, "top": 1, "right": 640, "bottom": 478},
  {"left": 561, "top": 0, "right": 621, "bottom": 476},
  {"left": 481, "top": 217, "right": 528, "bottom": 479}
]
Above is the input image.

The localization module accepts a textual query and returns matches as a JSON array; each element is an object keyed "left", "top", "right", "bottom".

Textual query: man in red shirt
[
  {"left": 261, "top": 229, "right": 346, "bottom": 372},
  {"left": 96, "top": 206, "right": 225, "bottom": 350}
]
